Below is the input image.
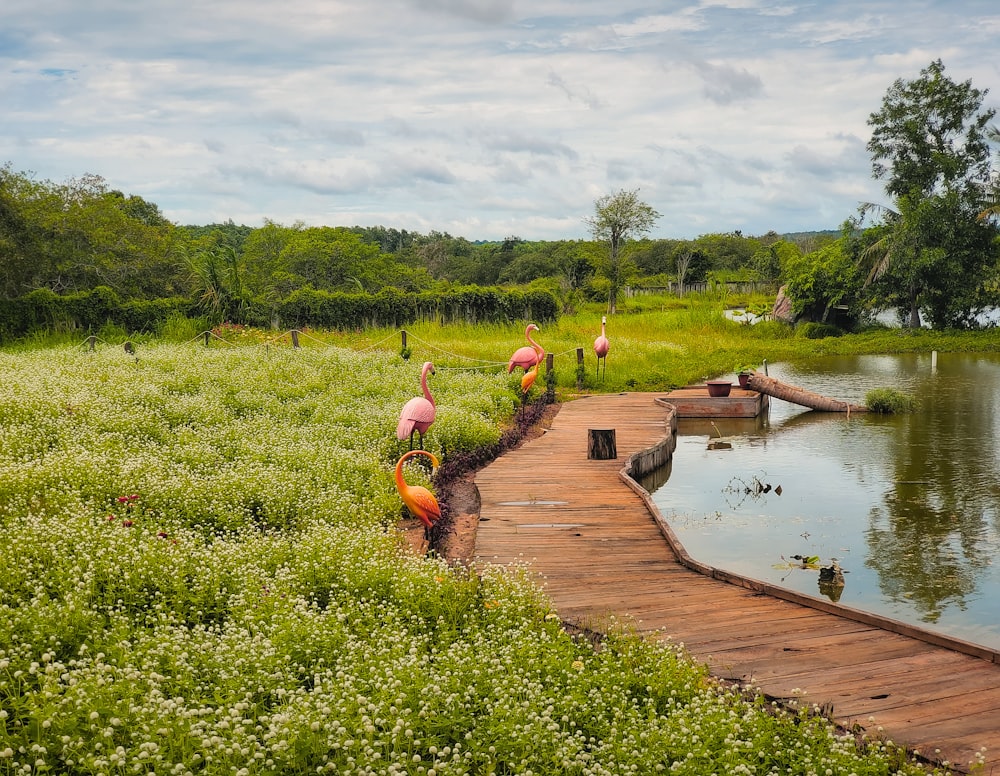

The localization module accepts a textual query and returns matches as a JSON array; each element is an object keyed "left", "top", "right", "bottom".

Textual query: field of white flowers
[{"left": 0, "top": 341, "right": 962, "bottom": 775}]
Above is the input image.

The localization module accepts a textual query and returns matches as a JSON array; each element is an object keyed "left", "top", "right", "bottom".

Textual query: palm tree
[
  {"left": 182, "top": 243, "right": 250, "bottom": 321},
  {"left": 855, "top": 200, "right": 924, "bottom": 328},
  {"left": 977, "top": 124, "right": 1000, "bottom": 222}
]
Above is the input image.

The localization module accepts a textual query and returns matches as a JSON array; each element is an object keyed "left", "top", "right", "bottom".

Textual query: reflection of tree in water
[
  {"left": 865, "top": 369, "right": 999, "bottom": 622},
  {"left": 865, "top": 502, "right": 986, "bottom": 622}
]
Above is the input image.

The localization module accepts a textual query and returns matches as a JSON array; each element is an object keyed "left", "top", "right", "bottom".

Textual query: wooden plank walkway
[{"left": 474, "top": 393, "right": 1000, "bottom": 775}]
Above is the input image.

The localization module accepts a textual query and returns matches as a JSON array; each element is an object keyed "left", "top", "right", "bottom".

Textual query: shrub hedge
[{"left": 0, "top": 286, "right": 560, "bottom": 341}]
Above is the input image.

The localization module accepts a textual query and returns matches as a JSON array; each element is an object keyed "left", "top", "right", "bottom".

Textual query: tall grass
[{"left": 336, "top": 292, "right": 997, "bottom": 395}]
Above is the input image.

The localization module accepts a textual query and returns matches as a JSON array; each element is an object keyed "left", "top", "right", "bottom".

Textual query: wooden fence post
[
  {"left": 587, "top": 429, "right": 617, "bottom": 460},
  {"left": 87, "top": 335, "right": 96, "bottom": 352},
  {"left": 204, "top": 331, "right": 210, "bottom": 346},
  {"left": 291, "top": 330, "right": 300, "bottom": 349},
  {"left": 576, "top": 348, "right": 584, "bottom": 390}
]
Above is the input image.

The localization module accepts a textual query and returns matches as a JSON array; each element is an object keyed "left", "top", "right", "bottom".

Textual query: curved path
[{"left": 474, "top": 393, "right": 1000, "bottom": 775}]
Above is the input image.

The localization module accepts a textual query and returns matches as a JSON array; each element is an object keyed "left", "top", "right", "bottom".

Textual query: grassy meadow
[
  {"left": 0, "top": 293, "right": 990, "bottom": 775},
  {"left": 309, "top": 292, "right": 1000, "bottom": 397}
]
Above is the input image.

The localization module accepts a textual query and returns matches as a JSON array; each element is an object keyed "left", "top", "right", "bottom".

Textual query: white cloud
[{"left": 1, "top": 0, "right": 998, "bottom": 239}]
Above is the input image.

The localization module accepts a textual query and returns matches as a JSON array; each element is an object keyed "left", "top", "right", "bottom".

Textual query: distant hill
[
  {"left": 779, "top": 229, "right": 840, "bottom": 250},
  {"left": 781, "top": 230, "right": 839, "bottom": 241}
]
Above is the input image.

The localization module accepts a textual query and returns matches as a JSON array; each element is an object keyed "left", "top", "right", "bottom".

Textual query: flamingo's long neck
[
  {"left": 395, "top": 452, "right": 411, "bottom": 490},
  {"left": 527, "top": 329, "right": 543, "bottom": 358},
  {"left": 421, "top": 367, "right": 435, "bottom": 406},
  {"left": 395, "top": 450, "right": 436, "bottom": 488},
  {"left": 601, "top": 320, "right": 606, "bottom": 337}
]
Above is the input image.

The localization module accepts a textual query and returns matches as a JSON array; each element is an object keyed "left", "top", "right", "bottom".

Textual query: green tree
[
  {"left": 276, "top": 227, "right": 382, "bottom": 292},
  {"left": 781, "top": 238, "right": 861, "bottom": 324},
  {"left": 690, "top": 232, "right": 759, "bottom": 273},
  {"left": 0, "top": 168, "right": 179, "bottom": 299},
  {"left": 0, "top": 164, "right": 40, "bottom": 299},
  {"left": 751, "top": 240, "right": 800, "bottom": 284},
  {"left": 239, "top": 220, "right": 302, "bottom": 300},
  {"left": 868, "top": 60, "right": 994, "bottom": 199},
  {"left": 863, "top": 59, "right": 998, "bottom": 328},
  {"left": 585, "top": 189, "right": 660, "bottom": 314}
]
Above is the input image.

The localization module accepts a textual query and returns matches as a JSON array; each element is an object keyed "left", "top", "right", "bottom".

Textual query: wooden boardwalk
[{"left": 474, "top": 393, "right": 1000, "bottom": 775}]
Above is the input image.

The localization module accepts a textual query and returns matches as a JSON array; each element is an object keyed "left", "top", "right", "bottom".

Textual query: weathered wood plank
[{"left": 474, "top": 392, "right": 1000, "bottom": 774}]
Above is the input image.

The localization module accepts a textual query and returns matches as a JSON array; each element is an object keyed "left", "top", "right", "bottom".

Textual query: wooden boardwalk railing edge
[
  {"left": 620, "top": 403, "right": 1000, "bottom": 666},
  {"left": 474, "top": 392, "right": 1000, "bottom": 774}
]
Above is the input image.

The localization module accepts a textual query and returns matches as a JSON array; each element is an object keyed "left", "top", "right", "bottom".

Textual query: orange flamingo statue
[
  {"left": 396, "top": 361, "right": 436, "bottom": 451},
  {"left": 394, "top": 449, "right": 441, "bottom": 529},
  {"left": 520, "top": 360, "right": 540, "bottom": 396},
  {"left": 507, "top": 323, "right": 544, "bottom": 374},
  {"left": 594, "top": 315, "right": 609, "bottom": 380}
]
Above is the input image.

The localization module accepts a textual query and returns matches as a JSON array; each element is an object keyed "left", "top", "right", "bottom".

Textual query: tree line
[
  {"left": 2, "top": 59, "right": 999, "bottom": 334},
  {"left": 0, "top": 164, "right": 805, "bottom": 325}
]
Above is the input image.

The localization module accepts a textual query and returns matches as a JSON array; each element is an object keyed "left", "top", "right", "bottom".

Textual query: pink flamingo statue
[
  {"left": 396, "top": 361, "right": 435, "bottom": 450},
  {"left": 394, "top": 449, "right": 441, "bottom": 529},
  {"left": 507, "top": 323, "right": 544, "bottom": 374},
  {"left": 517, "top": 361, "right": 540, "bottom": 418},
  {"left": 594, "top": 315, "right": 609, "bottom": 380}
]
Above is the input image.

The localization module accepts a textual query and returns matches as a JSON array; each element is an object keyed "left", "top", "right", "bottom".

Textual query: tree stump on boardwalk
[{"left": 587, "top": 429, "right": 617, "bottom": 460}]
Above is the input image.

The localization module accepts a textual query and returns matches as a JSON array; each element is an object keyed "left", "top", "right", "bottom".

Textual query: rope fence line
[
  {"left": 186, "top": 331, "right": 236, "bottom": 347},
  {"left": 355, "top": 330, "right": 400, "bottom": 352},
  {"left": 76, "top": 326, "right": 599, "bottom": 388},
  {"left": 402, "top": 331, "right": 508, "bottom": 368},
  {"left": 79, "top": 334, "right": 113, "bottom": 350}
]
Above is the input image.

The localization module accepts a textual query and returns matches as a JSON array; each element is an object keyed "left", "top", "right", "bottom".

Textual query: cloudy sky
[{"left": 3, "top": 1, "right": 999, "bottom": 241}]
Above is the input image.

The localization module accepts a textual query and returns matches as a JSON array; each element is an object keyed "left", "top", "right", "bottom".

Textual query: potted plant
[
  {"left": 734, "top": 363, "right": 756, "bottom": 389},
  {"left": 706, "top": 379, "right": 732, "bottom": 397}
]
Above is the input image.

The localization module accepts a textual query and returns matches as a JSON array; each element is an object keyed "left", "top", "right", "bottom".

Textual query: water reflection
[
  {"left": 649, "top": 353, "right": 1000, "bottom": 649},
  {"left": 865, "top": 357, "right": 1000, "bottom": 624}
]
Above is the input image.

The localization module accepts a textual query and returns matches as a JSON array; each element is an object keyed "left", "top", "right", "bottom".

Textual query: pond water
[{"left": 644, "top": 353, "right": 1000, "bottom": 650}]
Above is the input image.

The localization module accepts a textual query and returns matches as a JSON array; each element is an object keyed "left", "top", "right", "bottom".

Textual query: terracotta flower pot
[
  {"left": 738, "top": 372, "right": 751, "bottom": 389},
  {"left": 706, "top": 380, "right": 732, "bottom": 397}
]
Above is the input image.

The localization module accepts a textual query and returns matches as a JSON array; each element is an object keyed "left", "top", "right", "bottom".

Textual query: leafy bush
[{"left": 798, "top": 321, "right": 843, "bottom": 339}]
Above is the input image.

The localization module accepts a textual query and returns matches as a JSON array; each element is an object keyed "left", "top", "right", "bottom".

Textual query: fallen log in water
[{"left": 745, "top": 371, "right": 868, "bottom": 413}]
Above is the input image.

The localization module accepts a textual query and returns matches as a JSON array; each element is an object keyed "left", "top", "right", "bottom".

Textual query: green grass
[
  {"left": 287, "top": 291, "right": 1000, "bottom": 396},
  {"left": 0, "top": 302, "right": 986, "bottom": 774},
  {"left": 865, "top": 387, "right": 918, "bottom": 413}
]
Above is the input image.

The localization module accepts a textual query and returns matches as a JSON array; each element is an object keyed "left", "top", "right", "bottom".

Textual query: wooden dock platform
[
  {"left": 474, "top": 393, "right": 1000, "bottom": 774},
  {"left": 661, "top": 384, "right": 769, "bottom": 417}
]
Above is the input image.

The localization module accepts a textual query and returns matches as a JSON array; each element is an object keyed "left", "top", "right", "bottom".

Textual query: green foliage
[
  {"left": 867, "top": 59, "right": 994, "bottom": 199},
  {"left": 0, "top": 284, "right": 559, "bottom": 343},
  {"left": 278, "top": 286, "right": 558, "bottom": 330},
  {"left": 780, "top": 239, "right": 861, "bottom": 324},
  {"left": 752, "top": 239, "right": 801, "bottom": 283},
  {"left": 0, "top": 166, "right": 178, "bottom": 300},
  {"left": 156, "top": 312, "right": 207, "bottom": 341},
  {"left": 798, "top": 322, "right": 844, "bottom": 339},
  {"left": 865, "top": 387, "right": 917, "bottom": 413},
  {"left": 0, "top": 287, "right": 194, "bottom": 342},
  {"left": 860, "top": 59, "right": 1000, "bottom": 329}
]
